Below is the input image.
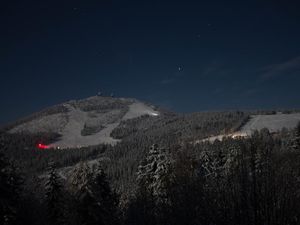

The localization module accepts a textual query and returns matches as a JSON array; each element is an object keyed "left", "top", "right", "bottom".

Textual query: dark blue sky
[{"left": 1, "top": 0, "right": 300, "bottom": 125}]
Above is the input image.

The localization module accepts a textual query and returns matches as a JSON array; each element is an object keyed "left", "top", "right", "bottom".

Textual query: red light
[{"left": 37, "top": 143, "right": 49, "bottom": 149}]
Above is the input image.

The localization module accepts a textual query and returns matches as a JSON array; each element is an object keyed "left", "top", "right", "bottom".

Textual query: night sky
[{"left": 1, "top": 0, "right": 300, "bottom": 125}]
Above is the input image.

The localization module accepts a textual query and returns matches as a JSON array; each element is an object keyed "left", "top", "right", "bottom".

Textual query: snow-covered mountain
[
  {"left": 5, "top": 95, "right": 300, "bottom": 148},
  {"left": 8, "top": 96, "right": 160, "bottom": 148}
]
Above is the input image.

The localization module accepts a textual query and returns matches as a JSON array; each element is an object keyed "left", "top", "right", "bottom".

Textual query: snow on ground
[
  {"left": 49, "top": 101, "right": 159, "bottom": 149},
  {"left": 49, "top": 104, "right": 120, "bottom": 149},
  {"left": 122, "top": 102, "right": 159, "bottom": 120},
  {"left": 9, "top": 97, "right": 160, "bottom": 149},
  {"left": 38, "top": 157, "right": 112, "bottom": 181},
  {"left": 9, "top": 113, "right": 68, "bottom": 134},
  {"left": 240, "top": 113, "right": 300, "bottom": 134},
  {"left": 197, "top": 132, "right": 248, "bottom": 143},
  {"left": 197, "top": 113, "right": 300, "bottom": 143}
]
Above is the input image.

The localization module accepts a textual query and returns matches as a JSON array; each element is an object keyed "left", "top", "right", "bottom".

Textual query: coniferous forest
[
  {"left": 1, "top": 111, "right": 300, "bottom": 225},
  {"left": 2, "top": 0, "right": 300, "bottom": 224}
]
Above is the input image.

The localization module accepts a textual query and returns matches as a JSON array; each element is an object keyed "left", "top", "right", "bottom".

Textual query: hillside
[
  {"left": 201, "top": 112, "right": 300, "bottom": 142},
  {"left": 6, "top": 95, "right": 300, "bottom": 150},
  {"left": 240, "top": 113, "right": 300, "bottom": 134},
  {"left": 8, "top": 96, "right": 160, "bottom": 148},
  {"left": 0, "top": 96, "right": 300, "bottom": 225}
]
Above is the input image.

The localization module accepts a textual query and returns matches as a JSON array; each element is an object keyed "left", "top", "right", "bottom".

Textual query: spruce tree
[
  {"left": 136, "top": 144, "right": 172, "bottom": 204},
  {"left": 292, "top": 122, "right": 300, "bottom": 150},
  {"left": 69, "top": 162, "right": 92, "bottom": 196},
  {"left": 90, "top": 165, "right": 119, "bottom": 225},
  {"left": 44, "top": 162, "right": 65, "bottom": 225},
  {"left": 68, "top": 162, "right": 93, "bottom": 225},
  {"left": 131, "top": 144, "right": 173, "bottom": 225},
  {"left": 70, "top": 162, "right": 119, "bottom": 225},
  {"left": 0, "top": 141, "right": 22, "bottom": 225}
]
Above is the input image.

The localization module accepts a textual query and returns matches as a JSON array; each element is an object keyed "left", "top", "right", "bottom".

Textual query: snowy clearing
[
  {"left": 197, "top": 113, "right": 300, "bottom": 143},
  {"left": 240, "top": 113, "right": 300, "bottom": 134}
]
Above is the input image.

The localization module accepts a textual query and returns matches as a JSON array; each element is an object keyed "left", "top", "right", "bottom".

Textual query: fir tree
[
  {"left": 0, "top": 141, "right": 22, "bottom": 225},
  {"left": 292, "top": 122, "right": 300, "bottom": 150},
  {"left": 70, "top": 162, "right": 119, "bottom": 225},
  {"left": 90, "top": 165, "right": 120, "bottom": 225},
  {"left": 68, "top": 162, "right": 93, "bottom": 225},
  {"left": 44, "top": 162, "right": 65, "bottom": 225},
  {"left": 130, "top": 144, "right": 173, "bottom": 225},
  {"left": 136, "top": 144, "right": 173, "bottom": 204},
  {"left": 69, "top": 162, "right": 92, "bottom": 196}
]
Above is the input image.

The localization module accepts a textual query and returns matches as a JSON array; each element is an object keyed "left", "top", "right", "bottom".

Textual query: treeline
[
  {"left": 0, "top": 132, "right": 107, "bottom": 174},
  {"left": 123, "top": 124, "right": 300, "bottom": 225},
  {"left": 111, "top": 111, "right": 249, "bottom": 141},
  {"left": 1, "top": 124, "right": 300, "bottom": 225},
  {"left": 0, "top": 148, "right": 120, "bottom": 225},
  {"left": 1, "top": 104, "right": 69, "bottom": 132},
  {"left": 0, "top": 111, "right": 249, "bottom": 193},
  {"left": 103, "top": 111, "right": 249, "bottom": 193},
  {"left": 69, "top": 96, "right": 131, "bottom": 112}
]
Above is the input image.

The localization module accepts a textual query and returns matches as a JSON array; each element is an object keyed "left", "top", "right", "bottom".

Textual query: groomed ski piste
[
  {"left": 9, "top": 97, "right": 160, "bottom": 149},
  {"left": 49, "top": 101, "right": 159, "bottom": 149},
  {"left": 199, "top": 113, "right": 300, "bottom": 143}
]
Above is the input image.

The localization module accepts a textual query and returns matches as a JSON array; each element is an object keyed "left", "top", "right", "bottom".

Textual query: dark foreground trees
[
  {"left": 44, "top": 163, "right": 66, "bottom": 225},
  {"left": 68, "top": 163, "right": 120, "bottom": 225},
  {"left": 0, "top": 141, "right": 23, "bottom": 225},
  {"left": 2, "top": 126, "right": 300, "bottom": 225},
  {"left": 125, "top": 128, "right": 300, "bottom": 225},
  {"left": 125, "top": 144, "right": 173, "bottom": 225}
]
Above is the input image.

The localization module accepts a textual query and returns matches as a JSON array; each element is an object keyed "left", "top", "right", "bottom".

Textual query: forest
[
  {"left": 1, "top": 111, "right": 300, "bottom": 225},
  {"left": 2, "top": 0, "right": 300, "bottom": 223}
]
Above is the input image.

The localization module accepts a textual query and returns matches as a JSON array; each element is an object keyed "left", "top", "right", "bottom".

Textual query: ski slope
[
  {"left": 49, "top": 101, "right": 159, "bottom": 149},
  {"left": 199, "top": 113, "right": 300, "bottom": 143},
  {"left": 9, "top": 97, "right": 160, "bottom": 149},
  {"left": 240, "top": 113, "right": 300, "bottom": 135}
]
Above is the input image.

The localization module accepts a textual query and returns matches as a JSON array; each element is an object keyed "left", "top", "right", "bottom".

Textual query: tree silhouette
[
  {"left": 44, "top": 162, "right": 65, "bottom": 225},
  {"left": 0, "top": 141, "right": 22, "bottom": 225}
]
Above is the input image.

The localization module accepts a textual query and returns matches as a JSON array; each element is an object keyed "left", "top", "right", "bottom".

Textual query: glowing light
[
  {"left": 150, "top": 112, "right": 159, "bottom": 116},
  {"left": 37, "top": 143, "right": 49, "bottom": 150}
]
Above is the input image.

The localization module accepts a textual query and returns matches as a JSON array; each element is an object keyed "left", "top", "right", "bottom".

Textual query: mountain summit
[{"left": 8, "top": 96, "right": 160, "bottom": 148}]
